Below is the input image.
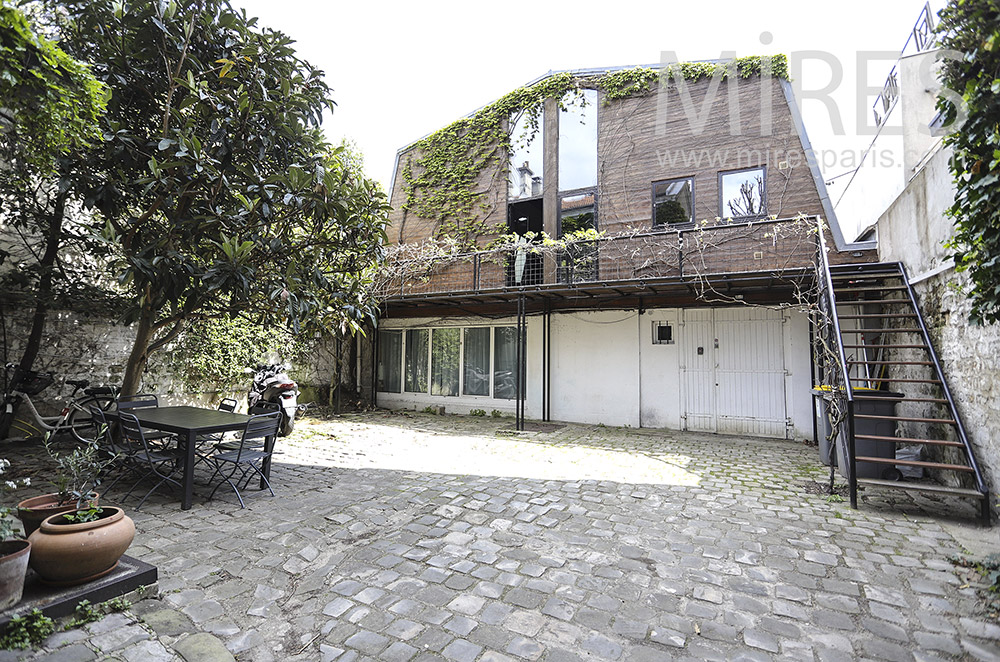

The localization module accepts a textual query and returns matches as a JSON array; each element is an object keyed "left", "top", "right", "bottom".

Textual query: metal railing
[
  {"left": 379, "top": 216, "right": 818, "bottom": 300},
  {"left": 813, "top": 218, "right": 858, "bottom": 506}
]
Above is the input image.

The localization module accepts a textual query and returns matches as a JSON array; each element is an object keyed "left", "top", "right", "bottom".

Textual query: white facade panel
[
  {"left": 680, "top": 309, "right": 716, "bottom": 433},
  {"left": 549, "top": 310, "right": 639, "bottom": 427},
  {"left": 638, "top": 309, "right": 682, "bottom": 429},
  {"left": 376, "top": 307, "right": 814, "bottom": 441},
  {"left": 714, "top": 308, "right": 787, "bottom": 437}
]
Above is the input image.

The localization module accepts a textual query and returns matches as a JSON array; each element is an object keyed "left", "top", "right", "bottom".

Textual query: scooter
[{"left": 248, "top": 364, "right": 299, "bottom": 436}]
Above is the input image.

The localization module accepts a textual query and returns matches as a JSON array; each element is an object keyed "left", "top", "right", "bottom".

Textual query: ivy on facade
[
  {"left": 937, "top": 0, "right": 1000, "bottom": 324},
  {"left": 400, "top": 55, "right": 789, "bottom": 249}
]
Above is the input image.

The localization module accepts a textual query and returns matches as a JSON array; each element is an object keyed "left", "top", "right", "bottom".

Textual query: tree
[
  {"left": 55, "top": 0, "right": 389, "bottom": 395},
  {"left": 0, "top": 3, "right": 107, "bottom": 402},
  {"left": 937, "top": 0, "right": 1000, "bottom": 323}
]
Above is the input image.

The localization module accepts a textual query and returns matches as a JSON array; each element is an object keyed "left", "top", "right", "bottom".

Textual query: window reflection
[
  {"left": 509, "top": 110, "right": 544, "bottom": 200},
  {"left": 720, "top": 167, "right": 766, "bottom": 219},
  {"left": 653, "top": 178, "right": 694, "bottom": 226},
  {"left": 558, "top": 89, "right": 598, "bottom": 192}
]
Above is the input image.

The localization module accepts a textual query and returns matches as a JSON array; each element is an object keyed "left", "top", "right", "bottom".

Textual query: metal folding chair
[
  {"left": 206, "top": 412, "right": 280, "bottom": 508},
  {"left": 116, "top": 394, "right": 175, "bottom": 444},
  {"left": 118, "top": 411, "right": 185, "bottom": 510}
]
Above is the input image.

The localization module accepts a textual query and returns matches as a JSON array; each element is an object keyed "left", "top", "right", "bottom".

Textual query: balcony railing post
[
  {"left": 678, "top": 230, "right": 684, "bottom": 278},
  {"left": 847, "top": 400, "right": 857, "bottom": 509}
]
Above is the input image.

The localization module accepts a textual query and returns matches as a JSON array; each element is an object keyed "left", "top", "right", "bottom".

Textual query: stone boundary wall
[{"left": 0, "top": 303, "right": 366, "bottom": 418}]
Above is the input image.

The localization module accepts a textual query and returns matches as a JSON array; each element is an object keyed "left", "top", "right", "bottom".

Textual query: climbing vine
[
  {"left": 400, "top": 56, "right": 789, "bottom": 249},
  {"left": 936, "top": 0, "right": 1000, "bottom": 324}
]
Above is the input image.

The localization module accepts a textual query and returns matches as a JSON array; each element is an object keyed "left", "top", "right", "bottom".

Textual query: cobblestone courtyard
[{"left": 6, "top": 410, "right": 1000, "bottom": 661}]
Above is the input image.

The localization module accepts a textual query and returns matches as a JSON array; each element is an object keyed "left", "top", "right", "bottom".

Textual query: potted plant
[
  {"left": 15, "top": 435, "right": 110, "bottom": 537},
  {"left": 0, "top": 458, "right": 31, "bottom": 609},
  {"left": 27, "top": 505, "right": 134, "bottom": 586}
]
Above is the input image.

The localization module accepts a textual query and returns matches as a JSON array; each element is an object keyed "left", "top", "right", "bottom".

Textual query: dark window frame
[
  {"left": 651, "top": 176, "right": 695, "bottom": 228},
  {"left": 557, "top": 187, "right": 599, "bottom": 236},
  {"left": 718, "top": 165, "right": 768, "bottom": 220}
]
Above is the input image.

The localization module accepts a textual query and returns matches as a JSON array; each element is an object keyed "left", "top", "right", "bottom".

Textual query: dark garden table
[{"left": 108, "top": 405, "right": 254, "bottom": 510}]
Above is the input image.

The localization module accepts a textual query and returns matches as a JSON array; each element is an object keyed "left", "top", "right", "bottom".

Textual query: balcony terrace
[{"left": 378, "top": 216, "right": 872, "bottom": 316}]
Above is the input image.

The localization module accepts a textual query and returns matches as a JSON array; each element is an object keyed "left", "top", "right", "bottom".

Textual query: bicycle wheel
[{"left": 66, "top": 395, "right": 116, "bottom": 444}]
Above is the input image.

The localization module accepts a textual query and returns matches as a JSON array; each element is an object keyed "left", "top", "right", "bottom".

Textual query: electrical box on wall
[{"left": 652, "top": 321, "right": 674, "bottom": 345}]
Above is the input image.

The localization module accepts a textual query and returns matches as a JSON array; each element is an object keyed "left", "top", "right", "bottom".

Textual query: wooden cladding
[{"left": 387, "top": 74, "right": 827, "bottom": 249}]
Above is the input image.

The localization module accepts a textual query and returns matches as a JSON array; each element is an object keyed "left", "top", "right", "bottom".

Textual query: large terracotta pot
[
  {"left": 0, "top": 540, "right": 31, "bottom": 610},
  {"left": 16, "top": 492, "right": 100, "bottom": 538},
  {"left": 27, "top": 507, "right": 134, "bottom": 587}
]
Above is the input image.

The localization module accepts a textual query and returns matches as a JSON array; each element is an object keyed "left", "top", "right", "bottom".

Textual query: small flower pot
[
  {"left": 0, "top": 540, "right": 31, "bottom": 610},
  {"left": 27, "top": 507, "right": 134, "bottom": 587},
  {"left": 16, "top": 492, "right": 100, "bottom": 538}
]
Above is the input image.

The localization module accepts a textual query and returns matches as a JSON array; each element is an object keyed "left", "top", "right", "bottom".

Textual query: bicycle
[{"left": 1, "top": 364, "right": 118, "bottom": 443}]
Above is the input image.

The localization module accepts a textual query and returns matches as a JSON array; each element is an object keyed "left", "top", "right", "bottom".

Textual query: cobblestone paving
[{"left": 6, "top": 410, "right": 1000, "bottom": 661}]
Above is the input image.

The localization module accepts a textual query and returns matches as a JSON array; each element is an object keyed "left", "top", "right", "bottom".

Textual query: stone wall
[
  {"left": 876, "top": 145, "right": 1000, "bottom": 497},
  {"left": 0, "top": 302, "right": 365, "bottom": 421}
]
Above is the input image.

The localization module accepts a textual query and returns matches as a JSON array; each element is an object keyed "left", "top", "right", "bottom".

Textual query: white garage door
[{"left": 681, "top": 307, "right": 788, "bottom": 438}]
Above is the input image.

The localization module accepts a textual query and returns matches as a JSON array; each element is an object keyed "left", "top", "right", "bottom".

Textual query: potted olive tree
[
  {"left": 15, "top": 435, "right": 108, "bottom": 537},
  {"left": 0, "top": 459, "right": 31, "bottom": 609}
]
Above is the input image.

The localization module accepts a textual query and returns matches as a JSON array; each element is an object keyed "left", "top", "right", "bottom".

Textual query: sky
[{"left": 235, "top": 0, "right": 942, "bottom": 238}]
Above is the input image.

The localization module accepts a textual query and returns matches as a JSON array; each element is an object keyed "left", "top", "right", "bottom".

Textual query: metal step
[
  {"left": 855, "top": 433, "right": 962, "bottom": 447},
  {"left": 834, "top": 298, "right": 910, "bottom": 305},
  {"left": 839, "top": 328, "right": 923, "bottom": 333},
  {"left": 846, "top": 360, "right": 935, "bottom": 366},
  {"left": 854, "top": 456, "right": 975, "bottom": 472},
  {"left": 853, "top": 395, "right": 949, "bottom": 404},
  {"left": 848, "top": 377, "right": 941, "bottom": 384},
  {"left": 833, "top": 285, "right": 908, "bottom": 293},
  {"left": 842, "top": 344, "right": 928, "bottom": 350},
  {"left": 830, "top": 275, "right": 904, "bottom": 283},
  {"left": 857, "top": 478, "right": 986, "bottom": 499},
  {"left": 854, "top": 414, "right": 957, "bottom": 425},
  {"left": 837, "top": 313, "right": 917, "bottom": 319}
]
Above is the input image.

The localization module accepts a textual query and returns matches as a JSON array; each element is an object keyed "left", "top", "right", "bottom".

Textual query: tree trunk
[
  {"left": 347, "top": 332, "right": 358, "bottom": 398},
  {"left": 17, "top": 193, "right": 67, "bottom": 376},
  {"left": 120, "top": 301, "right": 156, "bottom": 397}
]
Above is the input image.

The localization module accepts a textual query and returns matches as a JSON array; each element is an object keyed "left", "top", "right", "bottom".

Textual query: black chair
[
  {"left": 90, "top": 405, "right": 139, "bottom": 494},
  {"left": 214, "top": 400, "right": 277, "bottom": 452},
  {"left": 207, "top": 412, "right": 280, "bottom": 508},
  {"left": 116, "top": 394, "right": 174, "bottom": 444},
  {"left": 193, "top": 398, "right": 242, "bottom": 469},
  {"left": 118, "top": 411, "right": 185, "bottom": 510}
]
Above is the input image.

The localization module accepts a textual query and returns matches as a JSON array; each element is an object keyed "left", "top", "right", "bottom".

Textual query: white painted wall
[
  {"left": 638, "top": 309, "right": 682, "bottom": 429},
  {"left": 378, "top": 306, "right": 815, "bottom": 440},
  {"left": 549, "top": 310, "right": 640, "bottom": 427}
]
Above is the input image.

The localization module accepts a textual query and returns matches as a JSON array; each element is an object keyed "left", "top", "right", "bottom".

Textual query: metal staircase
[{"left": 814, "top": 249, "right": 989, "bottom": 523}]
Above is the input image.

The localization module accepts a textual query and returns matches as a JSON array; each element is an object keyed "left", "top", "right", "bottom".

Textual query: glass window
[
  {"left": 404, "top": 329, "right": 428, "bottom": 393},
  {"left": 653, "top": 178, "right": 694, "bottom": 226},
  {"left": 378, "top": 330, "right": 402, "bottom": 392},
  {"left": 509, "top": 109, "right": 544, "bottom": 200},
  {"left": 431, "top": 328, "right": 460, "bottom": 396},
  {"left": 559, "top": 193, "right": 598, "bottom": 283},
  {"left": 720, "top": 167, "right": 766, "bottom": 219},
  {"left": 463, "top": 328, "right": 490, "bottom": 396},
  {"left": 558, "top": 89, "right": 598, "bottom": 192},
  {"left": 559, "top": 193, "right": 596, "bottom": 235},
  {"left": 494, "top": 326, "right": 518, "bottom": 400}
]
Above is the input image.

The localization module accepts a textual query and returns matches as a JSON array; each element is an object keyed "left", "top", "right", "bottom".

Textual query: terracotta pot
[
  {"left": 27, "top": 507, "right": 134, "bottom": 587},
  {"left": 0, "top": 540, "right": 31, "bottom": 610},
  {"left": 16, "top": 492, "right": 100, "bottom": 538}
]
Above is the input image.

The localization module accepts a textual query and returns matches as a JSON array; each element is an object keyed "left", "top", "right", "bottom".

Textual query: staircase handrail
[
  {"left": 896, "top": 262, "right": 987, "bottom": 495},
  {"left": 815, "top": 220, "right": 854, "bottom": 404}
]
